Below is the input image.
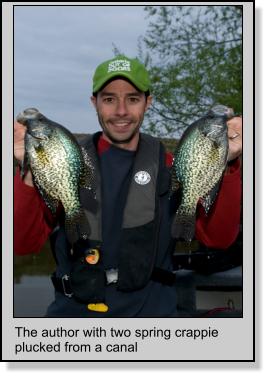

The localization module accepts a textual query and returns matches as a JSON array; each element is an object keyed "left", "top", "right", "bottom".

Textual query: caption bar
[{"left": 14, "top": 325, "right": 219, "bottom": 355}]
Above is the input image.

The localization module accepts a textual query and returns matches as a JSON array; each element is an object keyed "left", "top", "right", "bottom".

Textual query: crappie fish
[
  {"left": 17, "top": 108, "right": 95, "bottom": 245},
  {"left": 171, "top": 104, "right": 234, "bottom": 241}
]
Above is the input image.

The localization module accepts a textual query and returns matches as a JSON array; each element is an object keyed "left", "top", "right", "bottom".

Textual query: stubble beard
[{"left": 96, "top": 112, "right": 144, "bottom": 145}]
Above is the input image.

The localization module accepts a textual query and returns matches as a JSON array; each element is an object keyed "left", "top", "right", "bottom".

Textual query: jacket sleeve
[
  {"left": 14, "top": 168, "right": 57, "bottom": 255},
  {"left": 195, "top": 159, "right": 242, "bottom": 249}
]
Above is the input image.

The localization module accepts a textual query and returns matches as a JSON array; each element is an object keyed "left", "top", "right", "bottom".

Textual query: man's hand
[
  {"left": 14, "top": 121, "right": 34, "bottom": 186},
  {"left": 227, "top": 116, "right": 242, "bottom": 162},
  {"left": 14, "top": 121, "right": 27, "bottom": 163}
]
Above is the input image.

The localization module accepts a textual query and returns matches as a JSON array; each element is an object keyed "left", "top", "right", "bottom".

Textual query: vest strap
[{"left": 51, "top": 267, "right": 176, "bottom": 298}]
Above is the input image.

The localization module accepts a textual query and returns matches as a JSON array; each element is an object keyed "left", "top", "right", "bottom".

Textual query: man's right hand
[{"left": 14, "top": 121, "right": 34, "bottom": 186}]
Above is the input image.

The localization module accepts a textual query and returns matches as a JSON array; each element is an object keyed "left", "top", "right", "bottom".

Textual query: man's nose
[{"left": 115, "top": 99, "right": 128, "bottom": 116}]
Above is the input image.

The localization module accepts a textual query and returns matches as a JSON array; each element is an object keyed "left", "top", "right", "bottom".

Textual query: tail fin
[
  {"left": 65, "top": 207, "right": 91, "bottom": 245},
  {"left": 171, "top": 210, "right": 196, "bottom": 242}
]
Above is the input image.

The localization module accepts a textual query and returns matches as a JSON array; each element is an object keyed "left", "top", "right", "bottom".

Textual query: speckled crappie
[
  {"left": 171, "top": 104, "right": 234, "bottom": 241},
  {"left": 17, "top": 108, "right": 95, "bottom": 245}
]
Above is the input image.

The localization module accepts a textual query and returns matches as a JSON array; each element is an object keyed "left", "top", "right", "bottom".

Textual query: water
[
  {"left": 14, "top": 242, "right": 56, "bottom": 317},
  {"left": 14, "top": 276, "right": 55, "bottom": 317}
]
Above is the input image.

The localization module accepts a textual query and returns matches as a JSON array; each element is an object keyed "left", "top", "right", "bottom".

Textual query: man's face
[{"left": 91, "top": 79, "right": 152, "bottom": 149}]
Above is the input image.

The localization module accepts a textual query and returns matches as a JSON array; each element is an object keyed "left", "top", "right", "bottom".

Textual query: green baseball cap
[{"left": 92, "top": 55, "right": 151, "bottom": 94}]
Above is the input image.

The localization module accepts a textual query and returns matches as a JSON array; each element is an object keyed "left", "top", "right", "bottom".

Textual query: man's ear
[
  {"left": 90, "top": 95, "right": 97, "bottom": 109},
  {"left": 145, "top": 95, "right": 153, "bottom": 112}
]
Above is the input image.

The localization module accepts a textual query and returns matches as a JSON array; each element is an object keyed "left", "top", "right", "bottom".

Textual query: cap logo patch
[
  {"left": 108, "top": 59, "right": 131, "bottom": 73},
  {"left": 134, "top": 171, "right": 151, "bottom": 185}
]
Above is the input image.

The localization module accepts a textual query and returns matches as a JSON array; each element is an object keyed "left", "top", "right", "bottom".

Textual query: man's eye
[
  {"left": 128, "top": 97, "right": 140, "bottom": 103},
  {"left": 103, "top": 97, "right": 114, "bottom": 103}
]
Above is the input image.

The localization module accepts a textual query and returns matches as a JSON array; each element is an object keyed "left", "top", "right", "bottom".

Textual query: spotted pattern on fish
[
  {"left": 28, "top": 130, "right": 82, "bottom": 214},
  {"left": 18, "top": 108, "right": 95, "bottom": 244},
  {"left": 175, "top": 128, "right": 227, "bottom": 211}
]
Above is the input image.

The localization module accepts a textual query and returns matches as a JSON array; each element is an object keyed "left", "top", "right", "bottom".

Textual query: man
[{"left": 14, "top": 55, "right": 242, "bottom": 317}]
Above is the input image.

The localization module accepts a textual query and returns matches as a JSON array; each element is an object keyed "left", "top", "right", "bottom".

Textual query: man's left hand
[{"left": 227, "top": 116, "right": 242, "bottom": 162}]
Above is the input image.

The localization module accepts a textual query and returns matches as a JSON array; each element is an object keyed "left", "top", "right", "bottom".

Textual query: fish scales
[
  {"left": 29, "top": 130, "right": 81, "bottom": 215},
  {"left": 171, "top": 105, "right": 233, "bottom": 241},
  {"left": 18, "top": 108, "right": 95, "bottom": 245},
  {"left": 175, "top": 130, "right": 226, "bottom": 211}
]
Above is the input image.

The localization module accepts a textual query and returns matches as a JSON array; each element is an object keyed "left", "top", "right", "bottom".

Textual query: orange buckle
[{"left": 85, "top": 248, "right": 100, "bottom": 265}]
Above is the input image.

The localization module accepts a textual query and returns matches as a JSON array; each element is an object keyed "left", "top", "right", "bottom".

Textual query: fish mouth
[
  {"left": 16, "top": 108, "right": 46, "bottom": 140},
  {"left": 210, "top": 105, "right": 235, "bottom": 119},
  {"left": 226, "top": 107, "right": 235, "bottom": 119},
  {"left": 16, "top": 108, "right": 40, "bottom": 124}
]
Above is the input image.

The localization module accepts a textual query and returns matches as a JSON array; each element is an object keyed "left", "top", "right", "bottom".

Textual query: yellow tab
[{"left": 87, "top": 303, "right": 108, "bottom": 313}]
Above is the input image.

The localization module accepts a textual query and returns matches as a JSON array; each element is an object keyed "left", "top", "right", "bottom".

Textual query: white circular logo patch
[{"left": 134, "top": 171, "right": 151, "bottom": 185}]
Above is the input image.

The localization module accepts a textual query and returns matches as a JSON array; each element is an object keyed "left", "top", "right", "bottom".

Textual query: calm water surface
[{"left": 14, "top": 242, "right": 56, "bottom": 317}]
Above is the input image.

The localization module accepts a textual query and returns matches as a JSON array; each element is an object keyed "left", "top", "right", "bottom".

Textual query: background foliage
[{"left": 137, "top": 5, "right": 242, "bottom": 137}]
